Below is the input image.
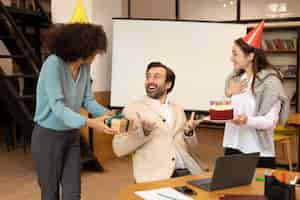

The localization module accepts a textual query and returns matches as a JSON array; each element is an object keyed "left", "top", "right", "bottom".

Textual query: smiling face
[
  {"left": 231, "top": 42, "right": 254, "bottom": 72},
  {"left": 145, "top": 67, "right": 171, "bottom": 100}
]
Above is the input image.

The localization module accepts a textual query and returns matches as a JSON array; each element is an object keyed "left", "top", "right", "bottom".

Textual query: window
[
  {"left": 241, "top": 0, "right": 300, "bottom": 20},
  {"left": 179, "top": 0, "right": 237, "bottom": 21}
]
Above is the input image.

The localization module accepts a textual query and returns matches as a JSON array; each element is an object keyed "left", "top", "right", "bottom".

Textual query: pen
[
  {"left": 157, "top": 193, "right": 179, "bottom": 200},
  {"left": 256, "top": 177, "right": 265, "bottom": 182}
]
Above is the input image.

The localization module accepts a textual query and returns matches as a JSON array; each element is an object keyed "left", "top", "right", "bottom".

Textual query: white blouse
[{"left": 223, "top": 74, "right": 281, "bottom": 157}]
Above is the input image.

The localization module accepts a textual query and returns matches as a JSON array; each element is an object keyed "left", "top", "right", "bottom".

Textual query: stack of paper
[{"left": 135, "top": 187, "right": 193, "bottom": 200}]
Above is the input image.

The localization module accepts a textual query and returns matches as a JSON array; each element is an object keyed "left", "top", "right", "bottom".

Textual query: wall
[
  {"left": 90, "top": 0, "right": 123, "bottom": 91},
  {"left": 122, "top": 0, "right": 128, "bottom": 17},
  {"left": 51, "top": 0, "right": 92, "bottom": 24},
  {"left": 131, "top": 0, "right": 175, "bottom": 19}
]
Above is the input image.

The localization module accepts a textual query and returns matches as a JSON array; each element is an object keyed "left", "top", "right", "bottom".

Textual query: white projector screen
[{"left": 111, "top": 19, "right": 246, "bottom": 110}]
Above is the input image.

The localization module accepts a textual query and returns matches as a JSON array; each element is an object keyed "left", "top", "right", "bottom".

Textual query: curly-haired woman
[{"left": 31, "top": 23, "right": 118, "bottom": 200}]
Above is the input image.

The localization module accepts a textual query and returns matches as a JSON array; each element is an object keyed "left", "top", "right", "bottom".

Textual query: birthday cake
[{"left": 209, "top": 100, "right": 233, "bottom": 120}]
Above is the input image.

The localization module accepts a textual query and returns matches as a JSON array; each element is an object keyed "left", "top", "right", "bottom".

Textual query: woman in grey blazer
[{"left": 223, "top": 21, "right": 289, "bottom": 169}]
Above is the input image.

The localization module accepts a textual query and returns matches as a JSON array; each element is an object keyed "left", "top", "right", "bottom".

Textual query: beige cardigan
[{"left": 112, "top": 97, "right": 203, "bottom": 183}]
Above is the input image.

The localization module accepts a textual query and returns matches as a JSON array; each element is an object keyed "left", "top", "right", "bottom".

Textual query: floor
[
  {"left": 0, "top": 127, "right": 224, "bottom": 200},
  {"left": 0, "top": 148, "right": 134, "bottom": 200}
]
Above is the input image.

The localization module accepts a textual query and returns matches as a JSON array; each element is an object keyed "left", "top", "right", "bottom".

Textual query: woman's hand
[
  {"left": 195, "top": 115, "right": 210, "bottom": 124},
  {"left": 87, "top": 114, "right": 118, "bottom": 135},
  {"left": 103, "top": 110, "right": 117, "bottom": 117},
  {"left": 232, "top": 113, "right": 248, "bottom": 125},
  {"left": 226, "top": 79, "right": 248, "bottom": 97}
]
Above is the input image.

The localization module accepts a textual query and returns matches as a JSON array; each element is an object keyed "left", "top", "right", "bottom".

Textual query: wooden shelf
[
  {"left": 256, "top": 27, "right": 299, "bottom": 112},
  {"left": 264, "top": 50, "right": 297, "bottom": 54},
  {"left": 284, "top": 76, "right": 297, "bottom": 79}
]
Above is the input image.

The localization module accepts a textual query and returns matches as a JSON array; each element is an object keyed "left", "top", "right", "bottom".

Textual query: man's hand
[
  {"left": 127, "top": 119, "right": 138, "bottom": 133},
  {"left": 226, "top": 79, "right": 248, "bottom": 97},
  {"left": 137, "top": 112, "right": 157, "bottom": 136},
  {"left": 232, "top": 113, "right": 248, "bottom": 126},
  {"left": 184, "top": 112, "right": 196, "bottom": 135}
]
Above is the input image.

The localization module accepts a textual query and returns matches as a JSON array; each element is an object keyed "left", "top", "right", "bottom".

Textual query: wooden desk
[
  {"left": 288, "top": 114, "right": 300, "bottom": 171},
  {"left": 120, "top": 169, "right": 300, "bottom": 200}
]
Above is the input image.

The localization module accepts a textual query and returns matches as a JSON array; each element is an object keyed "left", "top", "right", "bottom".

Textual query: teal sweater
[{"left": 34, "top": 55, "right": 107, "bottom": 130}]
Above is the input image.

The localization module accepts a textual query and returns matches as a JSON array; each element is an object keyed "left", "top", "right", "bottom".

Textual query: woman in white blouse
[{"left": 223, "top": 34, "right": 289, "bottom": 168}]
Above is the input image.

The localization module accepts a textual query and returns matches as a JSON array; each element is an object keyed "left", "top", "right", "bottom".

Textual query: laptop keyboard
[
  {"left": 201, "top": 182, "right": 210, "bottom": 190},
  {"left": 189, "top": 178, "right": 212, "bottom": 190},
  {"left": 199, "top": 178, "right": 211, "bottom": 184}
]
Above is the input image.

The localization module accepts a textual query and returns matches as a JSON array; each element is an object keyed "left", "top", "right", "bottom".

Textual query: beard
[{"left": 145, "top": 83, "right": 166, "bottom": 99}]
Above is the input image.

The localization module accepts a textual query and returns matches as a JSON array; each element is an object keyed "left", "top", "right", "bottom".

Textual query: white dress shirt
[
  {"left": 223, "top": 73, "right": 281, "bottom": 157},
  {"left": 148, "top": 97, "right": 186, "bottom": 169}
]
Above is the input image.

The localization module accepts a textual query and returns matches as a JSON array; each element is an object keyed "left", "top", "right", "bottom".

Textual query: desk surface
[{"left": 120, "top": 169, "right": 300, "bottom": 200}]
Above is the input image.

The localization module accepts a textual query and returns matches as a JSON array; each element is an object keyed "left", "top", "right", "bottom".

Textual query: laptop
[{"left": 188, "top": 152, "right": 259, "bottom": 191}]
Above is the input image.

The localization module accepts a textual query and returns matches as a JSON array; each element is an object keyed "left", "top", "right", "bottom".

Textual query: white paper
[{"left": 134, "top": 187, "right": 193, "bottom": 200}]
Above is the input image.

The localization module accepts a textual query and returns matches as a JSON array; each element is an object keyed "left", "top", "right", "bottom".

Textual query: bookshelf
[{"left": 262, "top": 28, "right": 299, "bottom": 114}]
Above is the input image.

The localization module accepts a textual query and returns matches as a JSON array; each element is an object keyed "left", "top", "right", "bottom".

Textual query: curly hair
[{"left": 46, "top": 23, "right": 107, "bottom": 62}]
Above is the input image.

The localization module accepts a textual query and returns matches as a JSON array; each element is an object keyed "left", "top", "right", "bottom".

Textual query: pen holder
[{"left": 264, "top": 175, "right": 295, "bottom": 200}]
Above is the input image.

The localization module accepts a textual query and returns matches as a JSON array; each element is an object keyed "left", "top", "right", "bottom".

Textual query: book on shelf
[
  {"left": 274, "top": 65, "right": 297, "bottom": 78},
  {"left": 273, "top": 38, "right": 283, "bottom": 49},
  {"left": 286, "top": 65, "right": 297, "bottom": 77},
  {"left": 292, "top": 38, "right": 297, "bottom": 50},
  {"left": 263, "top": 38, "right": 297, "bottom": 51},
  {"left": 264, "top": 40, "right": 275, "bottom": 50}
]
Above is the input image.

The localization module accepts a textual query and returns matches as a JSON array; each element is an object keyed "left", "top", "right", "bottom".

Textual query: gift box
[{"left": 105, "top": 113, "right": 133, "bottom": 133}]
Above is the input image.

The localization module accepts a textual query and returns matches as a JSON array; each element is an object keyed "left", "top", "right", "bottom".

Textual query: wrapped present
[{"left": 105, "top": 113, "right": 133, "bottom": 133}]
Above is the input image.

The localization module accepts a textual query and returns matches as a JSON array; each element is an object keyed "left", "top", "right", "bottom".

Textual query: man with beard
[{"left": 112, "top": 62, "right": 204, "bottom": 183}]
